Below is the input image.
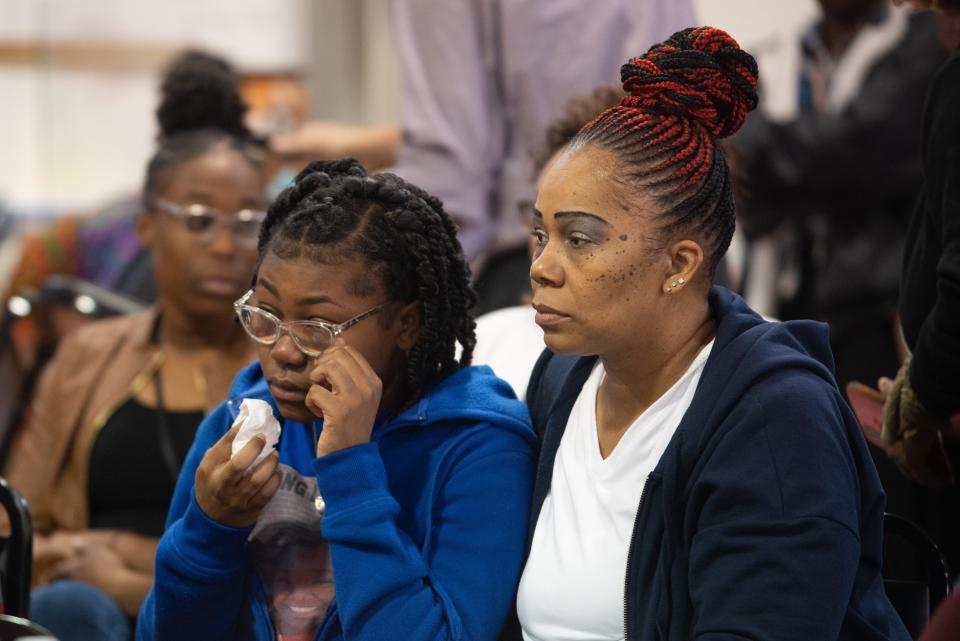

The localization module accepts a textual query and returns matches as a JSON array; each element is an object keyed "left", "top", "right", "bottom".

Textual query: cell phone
[{"left": 846, "top": 381, "right": 885, "bottom": 448}]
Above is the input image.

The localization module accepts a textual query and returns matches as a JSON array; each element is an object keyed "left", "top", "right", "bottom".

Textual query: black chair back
[
  {"left": 0, "top": 479, "right": 32, "bottom": 618},
  {"left": 0, "top": 613, "right": 56, "bottom": 639},
  {"left": 883, "top": 513, "right": 952, "bottom": 639}
]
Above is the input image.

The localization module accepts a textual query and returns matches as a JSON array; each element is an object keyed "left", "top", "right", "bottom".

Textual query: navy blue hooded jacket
[
  {"left": 138, "top": 362, "right": 535, "bottom": 641},
  {"left": 524, "top": 287, "right": 909, "bottom": 641}
]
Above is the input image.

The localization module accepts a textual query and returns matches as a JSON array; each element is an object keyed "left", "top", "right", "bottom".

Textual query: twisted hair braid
[
  {"left": 258, "top": 158, "right": 477, "bottom": 396},
  {"left": 573, "top": 27, "right": 758, "bottom": 276}
]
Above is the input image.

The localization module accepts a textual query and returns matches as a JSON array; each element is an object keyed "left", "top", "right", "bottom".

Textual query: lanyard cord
[{"left": 152, "top": 365, "right": 187, "bottom": 483}]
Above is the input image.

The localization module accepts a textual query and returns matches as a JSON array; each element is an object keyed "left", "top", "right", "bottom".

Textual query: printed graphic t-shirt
[{"left": 248, "top": 463, "right": 334, "bottom": 641}]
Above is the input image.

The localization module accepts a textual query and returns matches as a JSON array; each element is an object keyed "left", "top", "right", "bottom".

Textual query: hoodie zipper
[{"left": 624, "top": 472, "right": 654, "bottom": 641}]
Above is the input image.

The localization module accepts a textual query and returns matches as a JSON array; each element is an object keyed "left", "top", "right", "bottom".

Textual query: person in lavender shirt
[
  {"left": 392, "top": 0, "right": 696, "bottom": 313},
  {"left": 274, "top": 0, "right": 696, "bottom": 314}
]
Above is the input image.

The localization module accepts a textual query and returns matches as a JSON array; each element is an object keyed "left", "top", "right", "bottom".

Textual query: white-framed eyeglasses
[
  {"left": 233, "top": 289, "right": 386, "bottom": 357},
  {"left": 152, "top": 197, "right": 266, "bottom": 246}
]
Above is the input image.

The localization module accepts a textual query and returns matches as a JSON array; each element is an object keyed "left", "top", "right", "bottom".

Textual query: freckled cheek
[
  {"left": 580, "top": 250, "right": 643, "bottom": 287},
  {"left": 574, "top": 260, "right": 645, "bottom": 317}
]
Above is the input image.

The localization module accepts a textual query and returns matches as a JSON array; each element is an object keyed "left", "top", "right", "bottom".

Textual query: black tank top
[{"left": 88, "top": 397, "right": 203, "bottom": 537}]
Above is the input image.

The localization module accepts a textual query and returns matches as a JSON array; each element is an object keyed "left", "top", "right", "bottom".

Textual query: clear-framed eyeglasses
[
  {"left": 151, "top": 197, "right": 266, "bottom": 246},
  {"left": 233, "top": 289, "right": 386, "bottom": 357}
]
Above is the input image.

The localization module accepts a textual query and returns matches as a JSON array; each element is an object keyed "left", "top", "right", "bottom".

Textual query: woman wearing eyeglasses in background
[
  {"left": 3, "top": 52, "right": 266, "bottom": 641},
  {"left": 136, "top": 158, "right": 535, "bottom": 641}
]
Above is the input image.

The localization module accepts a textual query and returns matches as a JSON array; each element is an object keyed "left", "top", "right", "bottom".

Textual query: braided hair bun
[
  {"left": 156, "top": 50, "right": 250, "bottom": 140},
  {"left": 143, "top": 50, "right": 264, "bottom": 205},
  {"left": 619, "top": 26, "right": 758, "bottom": 138}
]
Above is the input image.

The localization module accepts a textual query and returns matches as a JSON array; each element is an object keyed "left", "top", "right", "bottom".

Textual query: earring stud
[{"left": 678, "top": 277, "right": 686, "bottom": 285}]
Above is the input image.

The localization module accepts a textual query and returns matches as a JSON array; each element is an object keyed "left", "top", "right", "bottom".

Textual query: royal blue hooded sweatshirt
[
  {"left": 523, "top": 287, "right": 910, "bottom": 641},
  {"left": 137, "top": 363, "right": 536, "bottom": 641}
]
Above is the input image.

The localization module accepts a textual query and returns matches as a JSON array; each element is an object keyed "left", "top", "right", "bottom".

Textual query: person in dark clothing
[
  {"left": 877, "top": 0, "right": 960, "bottom": 578},
  {"left": 515, "top": 27, "right": 909, "bottom": 641},
  {"left": 734, "top": 0, "right": 946, "bottom": 389}
]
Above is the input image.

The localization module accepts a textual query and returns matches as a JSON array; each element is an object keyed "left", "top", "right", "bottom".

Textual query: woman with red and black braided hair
[{"left": 514, "top": 27, "right": 910, "bottom": 641}]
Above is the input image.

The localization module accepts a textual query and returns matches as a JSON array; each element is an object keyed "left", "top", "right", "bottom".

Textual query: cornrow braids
[
  {"left": 572, "top": 26, "right": 758, "bottom": 277},
  {"left": 258, "top": 158, "right": 477, "bottom": 397}
]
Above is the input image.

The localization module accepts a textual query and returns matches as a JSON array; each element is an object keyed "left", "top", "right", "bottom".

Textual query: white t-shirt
[
  {"left": 472, "top": 305, "right": 544, "bottom": 400},
  {"left": 517, "top": 340, "right": 714, "bottom": 641}
]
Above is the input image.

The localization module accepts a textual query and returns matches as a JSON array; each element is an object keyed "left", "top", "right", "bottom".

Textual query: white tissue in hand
[{"left": 230, "top": 399, "right": 281, "bottom": 468}]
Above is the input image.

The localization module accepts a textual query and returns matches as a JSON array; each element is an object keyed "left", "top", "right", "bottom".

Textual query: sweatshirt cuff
[
  {"left": 172, "top": 494, "right": 253, "bottom": 573},
  {"left": 312, "top": 443, "right": 394, "bottom": 520}
]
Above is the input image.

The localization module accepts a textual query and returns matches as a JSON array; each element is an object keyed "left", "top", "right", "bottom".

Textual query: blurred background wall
[{"left": 0, "top": 0, "right": 817, "bottom": 215}]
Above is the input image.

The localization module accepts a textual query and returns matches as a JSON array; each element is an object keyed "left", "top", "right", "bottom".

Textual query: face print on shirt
[{"left": 248, "top": 464, "right": 333, "bottom": 639}]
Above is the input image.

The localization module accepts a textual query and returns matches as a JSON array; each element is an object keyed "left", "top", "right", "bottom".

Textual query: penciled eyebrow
[{"left": 533, "top": 207, "right": 611, "bottom": 226}]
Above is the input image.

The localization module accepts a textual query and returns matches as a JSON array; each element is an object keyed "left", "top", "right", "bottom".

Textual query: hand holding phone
[{"left": 846, "top": 381, "right": 886, "bottom": 447}]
